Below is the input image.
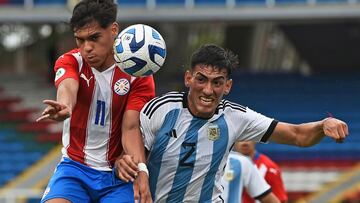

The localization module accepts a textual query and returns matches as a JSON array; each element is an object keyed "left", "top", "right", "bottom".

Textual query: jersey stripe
[
  {"left": 107, "top": 67, "right": 128, "bottom": 167},
  {"left": 166, "top": 118, "right": 207, "bottom": 202},
  {"left": 67, "top": 68, "right": 95, "bottom": 164},
  {"left": 227, "top": 157, "right": 241, "bottom": 203},
  {"left": 199, "top": 115, "right": 229, "bottom": 202},
  {"left": 218, "top": 100, "right": 246, "bottom": 112},
  {"left": 148, "top": 99, "right": 183, "bottom": 119},
  {"left": 148, "top": 109, "right": 180, "bottom": 201},
  {"left": 143, "top": 92, "right": 183, "bottom": 116}
]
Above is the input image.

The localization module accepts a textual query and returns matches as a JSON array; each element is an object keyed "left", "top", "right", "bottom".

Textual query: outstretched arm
[
  {"left": 36, "top": 78, "right": 78, "bottom": 122},
  {"left": 269, "top": 117, "right": 349, "bottom": 147}
]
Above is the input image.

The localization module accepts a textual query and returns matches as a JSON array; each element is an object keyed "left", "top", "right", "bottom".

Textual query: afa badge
[
  {"left": 114, "top": 78, "right": 130, "bottom": 95},
  {"left": 225, "top": 169, "right": 234, "bottom": 181},
  {"left": 208, "top": 123, "right": 220, "bottom": 141}
]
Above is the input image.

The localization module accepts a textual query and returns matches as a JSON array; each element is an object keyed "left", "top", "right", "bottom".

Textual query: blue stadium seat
[
  {"left": 156, "top": 0, "right": 186, "bottom": 6},
  {"left": 117, "top": 0, "right": 147, "bottom": 7},
  {"left": 228, "top": 73, "right": 360, "bottom": 164},
  {"left": 33, "top": 0, "right": 66, "bottom": 5},
  {"left": 195, "top": 0, "right": 226, "bottom": 6},
  {"left": 236, "top": 0, "right": 266, "bottom": 6}
]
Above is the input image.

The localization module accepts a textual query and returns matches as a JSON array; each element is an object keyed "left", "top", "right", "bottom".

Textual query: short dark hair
[
  {"left": 190, "top": 44, "right": 239, "bottom": 78},
  {"left": 70, "top": 0, "right": 117, "bottom": 31}
]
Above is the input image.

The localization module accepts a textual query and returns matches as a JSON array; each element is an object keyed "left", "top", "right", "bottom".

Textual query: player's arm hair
[
  {"left": 269, "top": 121, "right": 329, "bottom": 147},
  {"left": 57, "top": 78, "right": 79, "bottom": 111},
  {"left": 121, "top": 110, "right": 147, "bottom": 164}
]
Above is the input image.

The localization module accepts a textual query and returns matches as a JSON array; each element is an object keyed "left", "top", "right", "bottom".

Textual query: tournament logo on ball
[{"left": 114, "top": 78, "right": 130, "bottom": 95}]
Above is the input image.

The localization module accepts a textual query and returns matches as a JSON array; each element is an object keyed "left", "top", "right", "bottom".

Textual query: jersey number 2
[
  {"left": 180, "top": 142, "right": 196, "bottom": 167},
  {"left": 95, "top": 100, "right": 105, "bottom": 126}
]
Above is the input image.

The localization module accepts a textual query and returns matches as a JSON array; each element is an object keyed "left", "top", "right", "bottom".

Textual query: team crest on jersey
[
  {"left": 114, "top": 78, "right": 130, "bottom": 95},
  {"left": 208, "top": 123, "right": 220, "bottom": 141},
  {"left": 225, "top": 169, "right": 234, "bottom": 181},
  {"left": 54, "top": 68, "right": 65, "bottom": 82}
]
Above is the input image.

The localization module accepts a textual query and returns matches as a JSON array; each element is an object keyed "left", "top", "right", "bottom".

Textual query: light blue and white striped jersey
[
  {"left": 140, "top": 92, "right": 277, "bottom": 203},
  {"left": 222, "top": 152, "right": 271, "bottom": 203}
]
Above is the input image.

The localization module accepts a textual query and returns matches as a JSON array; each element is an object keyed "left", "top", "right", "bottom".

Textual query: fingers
[
  {"left": 115, "top": 155, "right": 139, "bottom": 182},
  {"left": 137, "top": 173, "right": 153, "bottom": 203},
  {"left": 324, "top": 118, "right": 349, "bottom": 143},
  {"left": 36, "top": 114, "right": 51, "bottom": 122},
  {"left": 36, "top": 100, "right": 70, "bottom": 122},
  {"left": 43, "top": 100, "right": 63, "bottom": 108},
  {"left": 117, "top": 164, "right": 136, "bottom": 182},
  {"left": 133, "top": 179, "right": 140, "bottom": 201}
]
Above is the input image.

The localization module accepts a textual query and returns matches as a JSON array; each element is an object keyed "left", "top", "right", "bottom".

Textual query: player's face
[
  {"left": 236, "top": 141, "right": 256, "bottom": 156},
  {"left": 74, "top": 20, "right": 118, "bottom": 71},
  {"left": 185, "top": 65, "right": 232, "bottom": 119}
]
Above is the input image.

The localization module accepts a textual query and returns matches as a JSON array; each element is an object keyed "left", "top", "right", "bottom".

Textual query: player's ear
[
  {"left": 184, "top": 70, "right": 191, "bottom": 87},
  {"left": 111, "top": 22, "right": 119, "bottom": 39},
  {"left": 224, "top": 79, "right": 232, "bottom": 95}
]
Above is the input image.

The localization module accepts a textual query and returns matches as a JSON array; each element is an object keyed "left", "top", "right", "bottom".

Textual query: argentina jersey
[
  {"left": 140, "top": 91, "right": 277, "bottom": 203},
  {"left": 222, "top": 152, "right": 271, "bottom": 203}
]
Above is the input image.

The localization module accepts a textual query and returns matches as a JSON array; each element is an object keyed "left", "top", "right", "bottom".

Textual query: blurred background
[{"left": 0, "top": 0, "right": 359, "bottom": 202}]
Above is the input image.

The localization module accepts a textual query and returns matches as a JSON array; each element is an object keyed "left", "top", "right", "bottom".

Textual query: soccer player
[
  {"left": 36, "top": 0, "right": 154, "bottom": 202},
  {"left": 238, "top": 141, "right": 288, "bottom": 203},
  {"left": 117, "top": 44, "right": 349, "bottom": 202},
  {"left": 222, "top": 151, "right": 280, "bottom": 203}
]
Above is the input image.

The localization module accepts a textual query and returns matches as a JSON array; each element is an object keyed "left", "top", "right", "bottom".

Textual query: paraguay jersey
[
  {"left": 140, "top": 92, "right": 278, "bottom": 202},
  {"left": 243, "top": 152, "right": 288, "bottom": 203},
  {"left": 222, "top": 152, "right": 271, "bottom": 203},
  {"left": 54, "top": 49, "right": 155, "bottom": 171}
]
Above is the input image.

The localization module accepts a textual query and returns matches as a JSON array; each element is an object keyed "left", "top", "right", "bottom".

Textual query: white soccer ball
[{"left": 113, "top": 24, "right": 166, "bottom": 77}]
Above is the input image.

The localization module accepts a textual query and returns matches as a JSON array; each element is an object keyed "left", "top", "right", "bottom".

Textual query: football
[{"left": 113, "top": 24, "right": 167, "bottom": 77}]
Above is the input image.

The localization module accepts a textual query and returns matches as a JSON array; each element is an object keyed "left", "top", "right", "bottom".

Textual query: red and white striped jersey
[{"left": 54, "top": 49, "right": 155, "bottom": 171}]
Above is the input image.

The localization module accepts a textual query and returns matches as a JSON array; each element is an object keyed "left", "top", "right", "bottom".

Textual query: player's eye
[
  {"left": 213, "top": 80, "right": 224, "bottom": 87},
  {"left": 195, "top": 75, "right": 206, "bottom": 83},
  {"left": 90, "top": 35, "right": 99, "bottom": 41},
  {"left": 76, "top": 38, "right": 84, "bottom": 45}
]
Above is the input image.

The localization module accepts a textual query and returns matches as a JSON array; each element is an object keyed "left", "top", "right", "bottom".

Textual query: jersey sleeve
[
  {"left": 242, "top": 156, "right": 271, "bottom": 198},
  {"left": 125, "top": 76, "right": 155, "bottom": 112},
  {"left": 54, "top": 52, "right": 80, "bottom": 88},
  {"left": 139, "top": 97, "right": 162, "bottom": 150},
  {"left": 237, "top": 107, "right": 278, "bottom": 143}
]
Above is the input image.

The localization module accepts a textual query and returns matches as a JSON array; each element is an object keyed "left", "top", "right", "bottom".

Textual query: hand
[
  {"left": 134, "top": 172, "right": 152, "bottom": 203},
  {"left": 323, "top": 117, "right": 349, "bottom": 143},
  {"left": 36, "top": 100, "right": 71, "bottom": 122},
  {"left": 115, "top": 154, "right": 138, "bottom": 182}
]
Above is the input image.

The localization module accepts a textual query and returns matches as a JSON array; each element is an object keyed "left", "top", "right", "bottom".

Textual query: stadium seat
[{"left": 117, "top": 0, "right": 147, "bottom": 7}]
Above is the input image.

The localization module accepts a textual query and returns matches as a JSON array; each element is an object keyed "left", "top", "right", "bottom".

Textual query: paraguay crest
[
  {"left": 208, "top": 123, "right": 220, "bottom": 141},
  {"left": 114, "top": 78, "right": 130, "bottom": 95}
]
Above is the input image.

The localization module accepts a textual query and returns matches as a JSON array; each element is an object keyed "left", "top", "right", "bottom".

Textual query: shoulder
[
  {"left": 218, "top": 99, "right": 247, "bottom": 113},
  {"left": 141, "top": 91, "right": 184, "bottom": 119}
]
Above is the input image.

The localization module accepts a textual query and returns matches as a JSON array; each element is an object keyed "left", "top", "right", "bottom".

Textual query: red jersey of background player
[
  {"left": 243, "top": 151, "right": 288, "bottom": 203},
  {"left": 54, "top": 48, "right": 155, "bottom": 171}
]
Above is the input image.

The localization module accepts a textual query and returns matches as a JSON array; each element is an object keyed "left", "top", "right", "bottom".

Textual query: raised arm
[
  {"left": 269, "top": 117, "right": 349, "bottom": 147},
  {"left": 36, "top": 78, "right": 79, "bottom": 122}
]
